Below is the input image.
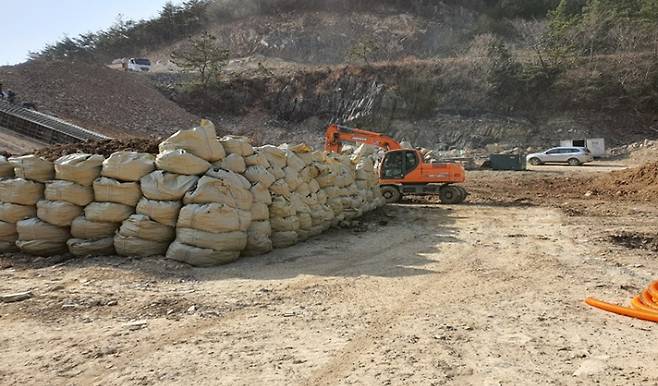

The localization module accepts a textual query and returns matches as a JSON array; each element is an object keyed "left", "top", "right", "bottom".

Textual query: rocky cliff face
[{"left": 163, "top": 59, "right": 657, "bottom": 151}]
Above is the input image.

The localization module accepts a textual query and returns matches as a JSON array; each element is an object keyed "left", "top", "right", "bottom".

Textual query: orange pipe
[
  {"left": 586, "top": 280, "right": 658, "bottom": 323},
  {"left": 585, "top": 297, "right": 658, "bottom": 323}
]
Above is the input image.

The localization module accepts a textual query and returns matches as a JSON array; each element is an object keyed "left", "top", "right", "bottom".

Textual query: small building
[{"left": 560, "top": 138, "right": 606, "bottom": 157}]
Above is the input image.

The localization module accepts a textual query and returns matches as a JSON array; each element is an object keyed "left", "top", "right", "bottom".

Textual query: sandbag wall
[{"left": 0, "top": 120, "right": 385, "bottom": 265}]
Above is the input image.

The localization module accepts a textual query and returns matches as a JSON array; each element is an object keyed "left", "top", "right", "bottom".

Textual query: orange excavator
[{"left": 324, "top": 124, "right": 468, "bottom": 204}]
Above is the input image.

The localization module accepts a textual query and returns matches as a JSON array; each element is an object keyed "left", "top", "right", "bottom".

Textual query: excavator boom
[{"left": 324, "top": 124, "right": 401, "bottom": 153}]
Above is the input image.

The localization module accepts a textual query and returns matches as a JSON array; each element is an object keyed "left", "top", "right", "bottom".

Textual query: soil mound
[
  {"left": 33, "top": 138, "right": 160, "bottom": 161},
  {"left": 0, "top": 60, "right": 197, "bottom": 137},
  {"left": 591, "top": 162, "right": 658, "bottom": 201}
]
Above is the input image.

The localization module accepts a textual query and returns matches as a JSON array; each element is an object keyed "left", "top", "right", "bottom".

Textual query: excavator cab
[{"left": 381, "top": 150, "right": 419, "bottom": 179}]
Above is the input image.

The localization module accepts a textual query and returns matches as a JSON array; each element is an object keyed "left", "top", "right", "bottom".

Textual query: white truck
[{"left": 124, "top": 58, "right": 152, "bottom": 72}]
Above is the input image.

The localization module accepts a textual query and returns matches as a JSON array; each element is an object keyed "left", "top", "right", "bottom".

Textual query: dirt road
[{"left": 2, "top": 183, "right": 658, "bottom": 385}]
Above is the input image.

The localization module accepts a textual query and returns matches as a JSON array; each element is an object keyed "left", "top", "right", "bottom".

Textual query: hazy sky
[{"left": 2, "top": 0, "right": 183, "bottom": 65}]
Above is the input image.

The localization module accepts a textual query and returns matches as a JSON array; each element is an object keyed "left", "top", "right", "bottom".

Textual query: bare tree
[{"left": 171, "top": 31, "right": 229, "bottom": 89}]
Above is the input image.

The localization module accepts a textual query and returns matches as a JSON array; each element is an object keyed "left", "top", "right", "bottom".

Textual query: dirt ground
[{"left": 2, "top": 161, "right": 658, "bottom": 385}]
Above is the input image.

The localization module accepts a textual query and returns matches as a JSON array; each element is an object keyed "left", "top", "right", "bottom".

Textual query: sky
[{"left": 1, "top": 0, "right": 183, "bottom": 65}]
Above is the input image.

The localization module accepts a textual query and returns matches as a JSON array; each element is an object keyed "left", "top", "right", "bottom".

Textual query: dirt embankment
[{"left": 0, "top": 60, "right": 197, "bottom": 138}]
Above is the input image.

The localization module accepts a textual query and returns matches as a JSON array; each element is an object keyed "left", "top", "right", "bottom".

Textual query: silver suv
[{"left": 526, "top": 147, "right": 593, "bottom": 166}]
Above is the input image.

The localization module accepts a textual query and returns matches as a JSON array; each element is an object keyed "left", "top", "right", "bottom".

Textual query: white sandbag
[
  {"left": 271, "top": 215, "right": 300, "bottom": 232},
  {"left": 310, "top": 206, "right": 335, "bottom": 225},
  {"left": 283, "top": 143, "right": 314, "bottom": 155},
  {"left": 114, "top": 234, "right": 170, "bottom": 257},
  {"left": 119, "top": 214, "right": 175, "bottom": 242},
  {"left": 299, "top": 150, "right": 326, "bottom": 164},
  {"left": 67, "top": 238, "right": 115, "bottom": 256},
  {"left": 324, "top": 186, "right": 342, "bottom": 198},
  {"left": 270, "top": 196, "right": 296, "bottom": 217},
  {"left": 303, "top": 192, "right": 319, "bottom": 207},
  {"left": 71, "top": 216, "right": 119, "bottom": 239},
  {"left": 283, "top": 167, "right": 303, "bottom": 191},
  {"left": 93, "top": 177, "right": 141, "bottom": 207},
  {"left": 243, "top": 166, "right": 275, "bottom": 188},
  {"left": 308, "top": 179, "right": 321, "bottom": 193},
  {"left": 271, "top": 231, "right": 298, "bottom": 248},
  {"left": 243, "top": 221, "right": 272, "bottom": 256},
  {"left": 176, "top": 228, "right": 247, "bottom": 252},
  {"left": 159, "top": 120, "right": 225, "bottom": 162},
  {"left": 244, "top": 153, "right": 270, "bottom": 167},
  {"left": 183, "top": 176, "right": 252, "bottom": 211},
  {"left": 269, "top": 179, "right": 291, "bottom": 197},
  {"left": 84, "top": 202, "right": 134, "bottom": 223},
  {"left": 16, "top": 240, "right": 67, "bottom": 256},
  {"left": 140, "top": 171, "right": 199, "bottom": 201},
  {"left": 37, "top": 200, "right": 83, "bottom": 226},
  {"left": 0, "top": 156, "right": 14, "bottom": 178},
  {"left": 54, "top": 153, "right": 104, "bottom": 186},
  {"left": 205, "top": 167, "right": 251, "bottom": 190},
  {"left": 257, "top": 145, "right": 287, "bottom": 169},
  {"left": 295, "top": 182, "right": 311, "bottom": 197},
  {"left": 0, "top": 241, "right": 18, "bottom": 252},
  {"left": 247, "top": 220, "right": 272, "bottom": 237},
  {"left": 177, "top": 204, "right": 251, "bottom": 233},
  {"left": 0, "top": 221, "right": 16, "bottom": 242},
  {"left": 217, "top": 153, "right": 246, "bottom": 173},
  {"left": 251, "top": 202, "right": 269, "bottom": 221},
  {"left": 352, "top": 143, "right": 378, "bottom": 160},
  {"left": 166, "top": 241, "right": 240, "bottom": 266},
  {"left": 9, "top": 155, "right": 54, "bottom": 182},
  {"left": 316, "top": 190, "right": 328, "bottom": 205},
  {"left": 282, "top": 149, "right": 305, "bottom": 172},
  {"left": 298, "top": 212, "right": 313, "bottom": 229},
  {"left": 102, "top": 151, "right": 156, "bottom": 181},
  {"left": 136, "top": 198, "right": 181, "bottom": 227},
  {"left": 16, "top": 218, "right": 70, "bottom": 242},
  {"left": 0, "top": 178, "right": 44, "bottom": 205},
  {"left": 316, "top": 174, "right": 336, "bottom": 188},
  {"left": 45, "top": 180, "right": 94, "bottom": 206},
  {"left": 156, "top": 149, "right": 210, "bottom": 175},
  {"left": 220, "top": 135, "right": 254, "bottom": 156},
  {"left": 250, "top": 183, "right": 272, "bottom": 205},
  {"left": 299, "top": 165, "right": 319, "bottom": 182},
  {"left": 269, "top": 165, "right": 285, "bottom": 180},
  {"left": 290, "top": 192, "right": 311, "bottom": 214},
  {"left": 0, "top": 203, "right": 36, "bottom": 223}
]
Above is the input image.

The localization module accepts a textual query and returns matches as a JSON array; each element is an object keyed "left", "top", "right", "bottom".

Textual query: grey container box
[{"left": 489, "top": 154, "right": 527, "bottom": 171}]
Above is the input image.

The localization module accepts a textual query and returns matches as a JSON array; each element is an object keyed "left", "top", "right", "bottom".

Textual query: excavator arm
[{"left": 324, "top": 124, "right": 401, "bottom": 153}]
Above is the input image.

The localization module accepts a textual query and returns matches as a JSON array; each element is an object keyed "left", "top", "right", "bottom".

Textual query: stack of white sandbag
[
  {"left": 0, "top": 156, "right": 37, "bottom": 253},
  {"left": 280, "top": 144, "right": 326, "bottom": 240},
  {"left": 6, "top": 155, "right": 68, "bottom": 255},
  {"left": 215, "top": 137, "right": 273, "bottom": 256},
  {"left": 164, "top": 126, "right": 253, "bottom": 266},
  {"left": 352, "top": 147, "right": 386, "bottom": 212},
  {"left": 37, "top": 154, "right": 105, "bottom": 256},
  {"left": 315, "top": 157, "right": 344, "bottom": 226},
  {"left": 291, "top": 147, "right": 336, "bottom": 235},
  {"left": 167, "top": 167, "right": 252, "bottom": 266},
  {"left": 125, "top": 122, "right": 222, "bottom": 258},
  {"left": 64, "top": 152, "right": 153, "bottom": 257},
  {"left": 254, "top": 145, "right": 300, "bottom": 248}
]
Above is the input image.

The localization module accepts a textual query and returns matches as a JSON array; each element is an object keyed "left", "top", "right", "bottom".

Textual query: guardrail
[{"left": 0, "top": 100, "right": 109, "bottom": 144}]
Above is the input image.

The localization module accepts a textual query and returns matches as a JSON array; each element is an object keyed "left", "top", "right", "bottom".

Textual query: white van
[{"left": 125, "top": 58, "right": 151, "bottom": 72}]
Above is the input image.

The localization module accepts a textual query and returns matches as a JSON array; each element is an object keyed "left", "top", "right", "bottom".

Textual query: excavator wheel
[
  {"left": 381, "top": 185, "right": 402, "bottom": 203},
  {"left": 455, "top": 186, "right": 468, "bottom": 203},
  {"left": 439, "top": 185, "right": 465, "bottom": 205}
]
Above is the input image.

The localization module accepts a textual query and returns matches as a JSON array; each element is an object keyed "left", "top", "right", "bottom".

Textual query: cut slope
[{"left": 0, "top": 60, "right": 197, "bottom": 138}]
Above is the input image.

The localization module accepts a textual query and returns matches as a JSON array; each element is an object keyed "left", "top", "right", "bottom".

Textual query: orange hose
[{"left": 586, "top": 280, "right": 658, "bottom": 323}]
